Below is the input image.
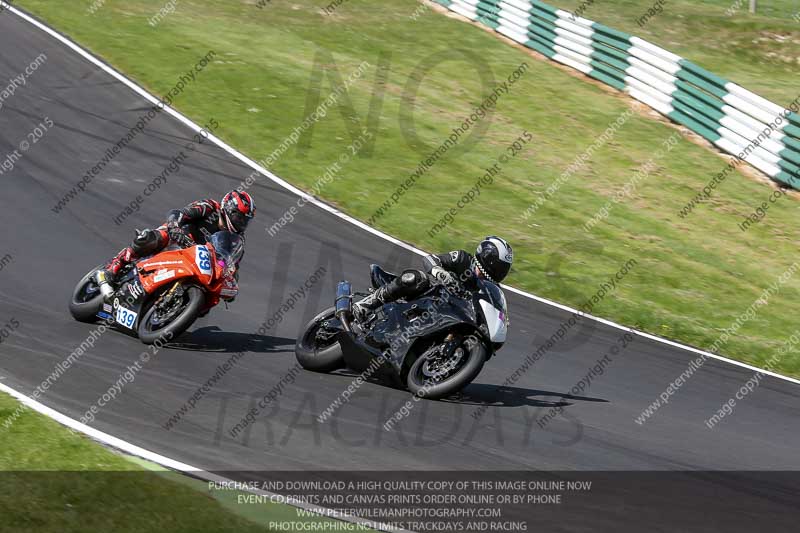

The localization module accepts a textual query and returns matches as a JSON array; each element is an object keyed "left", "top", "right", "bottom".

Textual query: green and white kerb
[{"left": 433, "top": 0, "right": 800, "bottom": 189}]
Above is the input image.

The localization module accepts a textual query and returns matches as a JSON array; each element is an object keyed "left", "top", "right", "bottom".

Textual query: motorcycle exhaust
[
  {"left": 95, "top": 270, "right": 115, "bottom": 301},
  {"left": 335, "top": 280, "right": 353, "bottom": 332}
]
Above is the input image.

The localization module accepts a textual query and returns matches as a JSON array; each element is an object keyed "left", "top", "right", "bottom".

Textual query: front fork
[{"left": 150, "top": 282, "right": 184, "bottom": 323}]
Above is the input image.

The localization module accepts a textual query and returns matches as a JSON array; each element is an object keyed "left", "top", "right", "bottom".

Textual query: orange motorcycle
[{"left": 69, "top": 231, "right": 241, "bottom": 344}]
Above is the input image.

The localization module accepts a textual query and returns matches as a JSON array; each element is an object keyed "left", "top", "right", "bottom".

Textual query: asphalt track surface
[{"left": 1, "top": 8, "right": 799, "bottom": 532}]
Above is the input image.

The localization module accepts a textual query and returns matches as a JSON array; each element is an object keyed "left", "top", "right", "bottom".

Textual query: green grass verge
[
  {"left": 0, "top": 392, "right": 366, "bottom": 532},
  {"left": 13, "top": 0, "right": 800, "bottom": 377}
]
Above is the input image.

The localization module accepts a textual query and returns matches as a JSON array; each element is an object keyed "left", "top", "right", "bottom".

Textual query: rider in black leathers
[{"left": 354, "top": 236, "right": 513, "bottom": 320}]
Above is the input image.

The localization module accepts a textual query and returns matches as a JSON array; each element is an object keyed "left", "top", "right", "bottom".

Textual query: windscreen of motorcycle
[{"left": 209, "top": 231, "right": 244, "bottom": 268}]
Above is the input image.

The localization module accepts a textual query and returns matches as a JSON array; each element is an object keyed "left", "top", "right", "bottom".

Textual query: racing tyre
[
  {"left": 295, "top": 307, "right": 345, "bottom": 372},
  {"left": 406, "top": 336, "right": 487, "bottom": 400},
  {"left": 69, "top": 265, "right": 105, "bottom": 323},
  {"left": 137, "top": 285, "right": 204, "bottom": 345}
]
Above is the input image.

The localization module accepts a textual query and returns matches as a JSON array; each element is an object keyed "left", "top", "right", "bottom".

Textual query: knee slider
[
  {"left": 400, "top": 270, "right": 424, "bottom": 288},
  {"left": 132, "top": 229, "right": 160, "bottom": 256}
]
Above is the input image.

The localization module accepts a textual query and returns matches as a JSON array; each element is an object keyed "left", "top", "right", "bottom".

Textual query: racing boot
[
  {"left": 352, "top": 286, "right": 389, "bottom": 323},
  {"left": 96, "top": 247, "right": 134, "bottom": 300}
]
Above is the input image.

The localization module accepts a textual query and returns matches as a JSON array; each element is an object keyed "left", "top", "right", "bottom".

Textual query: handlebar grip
[{"left": 175, "top": 233, "right": 195, "bottom": 249}]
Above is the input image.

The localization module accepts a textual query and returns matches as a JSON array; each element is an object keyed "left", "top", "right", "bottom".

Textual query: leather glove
[
  {"left": 431, "top": 266, "right": 455, "bottom": 286},
  {"left": 167, "top": 220, "right": 193, "bottom": 248}
]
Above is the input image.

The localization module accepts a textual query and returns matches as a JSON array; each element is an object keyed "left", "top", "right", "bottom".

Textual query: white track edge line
[
  {"left": 6, "top": 4, "right": 800, "bottom": 390},
  {"left": 0, "top": 380, "right": 198, "bottom": 471},
  {"left": 0, "top": 382, "right": 409, "bottom": 533}
]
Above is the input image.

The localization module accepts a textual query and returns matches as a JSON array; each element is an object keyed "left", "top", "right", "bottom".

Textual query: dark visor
[{"left": 228, "top": 210, "right": 251, "bottom": 231}]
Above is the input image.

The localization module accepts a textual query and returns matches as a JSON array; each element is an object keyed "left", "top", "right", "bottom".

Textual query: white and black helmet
[{"left": 475, "top": 236, "right": 513, "bottom": 283}]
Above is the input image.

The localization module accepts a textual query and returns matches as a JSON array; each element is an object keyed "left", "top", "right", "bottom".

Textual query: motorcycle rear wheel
[
  {"left": 69, "top": 265, "right": 106, "bottom": 323},
  {"left": 295, "top": 307, "right": 345, "bottom": 372},
  {"left": 406, "top": 336, "right": 487, "bottom": 400},
  {"left": 137, "top": 284, "right": 204, "bottom": 345}
]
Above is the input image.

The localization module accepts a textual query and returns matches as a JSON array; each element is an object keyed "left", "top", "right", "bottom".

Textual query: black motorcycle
[{"left": 295, "top": 265, "right": 509, "bottom": 400}]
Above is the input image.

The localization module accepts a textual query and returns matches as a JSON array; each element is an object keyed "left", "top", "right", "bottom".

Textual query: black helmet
[{"left": 475, "top": 236, "right": 513, "bottom": 283}]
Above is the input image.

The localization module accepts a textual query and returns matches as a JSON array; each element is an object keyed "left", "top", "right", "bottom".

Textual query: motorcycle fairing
[
  {"left": 360, "top": 290, "right": 478, "bottom": 374},
  {"left": 96, "top": 244, "right": 220, "bottom": 330},
  {"left": 137, "top": 245, "right": 215, "bottom": 295},
  {"left": 337, "top": 331, "right": 396, "bottom": 379},
  {"left": 478, "top": 300, "right": 507, "bottom": 343},
  {"left": 473, "top": 278, "right": 509, "bottom": 345}
]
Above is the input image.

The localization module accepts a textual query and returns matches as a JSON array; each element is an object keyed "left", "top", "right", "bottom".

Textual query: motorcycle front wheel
[
  {"left": 68, "top": 265, "right": 106, "bottom": 323},
  {"left": 137, "top": 284, "right": 204, "bottom": 344},
  {"left": 295, "top": 307, "right": 345, "bottom": 372},
  {"left": 406, "top": 335, "right": 487, "bottom": 400}
]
